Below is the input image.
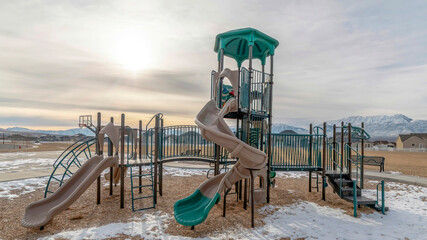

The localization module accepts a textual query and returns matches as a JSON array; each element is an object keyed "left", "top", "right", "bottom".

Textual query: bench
[{"left": 352, "top": 155, "right": 385, "bottom": 172}]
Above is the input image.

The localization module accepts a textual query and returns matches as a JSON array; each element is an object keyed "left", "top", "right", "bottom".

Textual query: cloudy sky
[{"left": 0, "top": 0, "right": 426, "bottom": 129}]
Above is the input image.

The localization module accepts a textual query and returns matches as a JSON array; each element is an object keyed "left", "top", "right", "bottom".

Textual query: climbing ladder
[
  {"left": 44, "top": 136, "right": 96, "bottom": 197},
  {"left": 129, "top": 117, "right": 158, "bottom": 211}
]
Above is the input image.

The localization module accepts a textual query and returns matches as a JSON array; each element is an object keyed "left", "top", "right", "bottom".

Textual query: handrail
[
  {"left": 52, "top": 136, "right": 93, "bottom": 167},
  {"left": 376, "top": 180, "right": 386, "bottom": 214}
]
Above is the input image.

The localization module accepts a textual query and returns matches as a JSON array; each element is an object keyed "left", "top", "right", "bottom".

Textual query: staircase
[{"left": 327, "top": 173, "right": 387, "bottom": 214}]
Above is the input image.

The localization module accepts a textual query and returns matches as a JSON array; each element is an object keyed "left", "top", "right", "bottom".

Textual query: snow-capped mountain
[
  {"left": 271, "top": 123, "right": 308, "bottom": 134},
  {"left": 324, "top": 114, "right": 427, "bottom": 140},
  {"left": 5, "top": 127, "right": 94, "bottom": 136}
]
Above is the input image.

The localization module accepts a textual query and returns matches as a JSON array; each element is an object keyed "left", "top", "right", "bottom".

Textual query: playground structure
[{"left": 21, "top": 28, "right": 387, "bottom": 231}]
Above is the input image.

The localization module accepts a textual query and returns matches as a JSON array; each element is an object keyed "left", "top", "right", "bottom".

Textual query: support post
[
  {"left": 381, "top": 180, "right": 385, "bottom": 214},
  {"left": 361, "top": 122, "right": 365, "bottom": 189},
  {"left": 159, "top": 118, "right": 164, "bottom": 196},
  {"left": 353, "top": 180, "right": 357, "bottom": 217},
  {"left": 153, "top": 115, "right": 159, "bottom": 205},
  {"left": 96, "top": 112, "right": 101, "bottom": 205},
  {"left": 348, "top": 123, "right": 352, "bottom": 178},
  {"left": 139, "top": 120, "right": 142, "bottom": 193},
  {"left": 244, "top": 179, "right": 247, "bottom": 209},
  {"left": 322, "top": 122, "right": 326, "bottom": 201},
  {"left": 250, "top": 170, "right": 255, "bottom": 228},
  {"left": 341, "top": 122, "right": 344, "bottom": 171},
  {"left": 214, "top": 48, "right": 225, "bottom": 176},
  {"left": 333, "top": 124, "right": 336, "bottom": 171},
  {"left": 109, "top": 117, "right": 114, "bottom": 196},
  {"left": 120, "top": 114, "right": 125, "bottom": 208},
  {"left": 309, "top": 124, "right": 313, "bottom": 192},
  {"left": 267, "top": 54, "right": 274, "bottom": 203}
]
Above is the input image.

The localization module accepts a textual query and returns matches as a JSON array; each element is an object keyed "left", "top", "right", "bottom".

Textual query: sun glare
[{"left": 113, "top": 30, "right": 152, "bottom": 71}]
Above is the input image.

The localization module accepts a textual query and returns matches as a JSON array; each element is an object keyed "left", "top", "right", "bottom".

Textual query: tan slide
[
  {"left": 174, "top": 69, "right": 268, "bottom": 226},
  {"left": 22, "top": 122, "right": 120, "bottom": 228}
]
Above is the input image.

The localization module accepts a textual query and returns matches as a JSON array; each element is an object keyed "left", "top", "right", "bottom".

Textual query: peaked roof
[
  {"left": 280, "top": 130, "right": 298, "bottom": 134},
  {"left": 214, "top": 28, "right": 279, "bottom": 67},
  {"left": 399, "top": 133, "right": 427, "bottom": 142}
]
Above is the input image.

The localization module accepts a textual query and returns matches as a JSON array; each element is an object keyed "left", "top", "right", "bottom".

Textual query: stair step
[
  {"left": 340, "top": 188, "right": 361, "bottom": 196},
  {"left": 343, "top": 196, "right": 376, "bottom": 205}
]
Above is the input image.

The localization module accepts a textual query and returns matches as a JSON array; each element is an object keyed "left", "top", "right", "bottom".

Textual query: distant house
[
  {"left": 373, "top": 141, "right": 395, "bottom": 148},
  {"left": 396, "top": 133, "right": 427, "bottom": 149},
  {"left": 39, "top": 135, "right": 57, "bottom": 142},
  {"left": 279, "top": 130, "right": 298, "bottom": 135}
]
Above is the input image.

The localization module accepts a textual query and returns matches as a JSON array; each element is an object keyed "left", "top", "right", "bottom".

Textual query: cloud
[{"left": 0, "top": 0, "right": 427, "bottom": 129}]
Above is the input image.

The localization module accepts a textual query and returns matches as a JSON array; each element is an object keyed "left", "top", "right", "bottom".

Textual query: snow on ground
[
  {"left": 0, "top": 151, "right": 61, "bottom": 173},
  {"left": 163, "top": 166, "right": 207, "bottom": 177},
  {"left": 39, "top": 179, "right": 427, "bottom": 239},
  {"left": 0, "top": 177, "right": 48, "bottom": 199},
  {"left": 275, "top": 171, "right": 308, "bottom": 179}
]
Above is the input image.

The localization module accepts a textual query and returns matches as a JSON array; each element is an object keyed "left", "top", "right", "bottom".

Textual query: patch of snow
[
  {"left": 163, "top": 167, "right": 207, "bottom": 177},
  {"left": 39, "top": 212, "right": 198, "bottom": 240},
  {"left": 43, "top": 181, "right": 426, "bottom": 239},
  {"left": 276, "top": 171, "right": 308, "bottom": 179},
  {"left": 387, "top": 171, "right": 401, "bottom": 175},
  {"left": 0, "top": 177, "right": 48, "bottom": 199}
]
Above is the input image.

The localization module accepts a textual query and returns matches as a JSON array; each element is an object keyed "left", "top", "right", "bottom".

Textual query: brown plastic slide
[
  {"left": 195, "top": 96, "right": 268, "bottom": 201},
  {"left": 21, "top": 155, "right": 118, "bottom": 228}
]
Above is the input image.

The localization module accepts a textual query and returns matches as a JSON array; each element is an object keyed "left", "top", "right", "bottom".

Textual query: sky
[{"left": 0, "top": 0, "right": 426, "bottom": 129}]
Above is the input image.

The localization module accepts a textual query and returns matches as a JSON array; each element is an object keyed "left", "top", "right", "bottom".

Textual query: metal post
[
  {"left": 333, "top": 124, "right": 337, "bottom": 171},
  {"left": 361, "top": 122, "right": 365, "bottom": 189},
  {"left": 246, "top": 45, "right": 253, "bottom": 145},
  {"left": 159, "top": 118, "right": 164, "bottom": 196},
  {"left": 353, "top": 180, "right": 357, "bottom": 217},
  {"left": 309, "top": 124, "right": 313, "bottom": 192},
  {"left": 244, "top": 179, "right": 247, "bottom": 209},
  {"left": 267, "top": 54, "right": 274, "bottom": 203},
  {"left": 96, "top": 112, "right": 101, "bottom": 205},
  {"left": 120, "top": 114, "right": 125, "bottom": 208},
  {"left": 109, "top": 117, "right": 114, "bottom": 196},
  {"left": 348, "top": 123, "right": 352, "bottom": 178},
  {"left": 214, "top": 49, "right": 225, "bottom": 176},
  {"left": 250, "top": 170, "right": 255, "bottom": 228},
  {"left": 139, "top": 120, "right": 142, "bottom": 193},
  {"left": 381, "top": 180, "right": 385, "bottom": 214},
  {"left": 153, "top": 115, "right": 159, "bottom": 204},
  {"left": 340, "top": 122, "right": 344, "bottom": 171},
  {"left": 322, "top": 122, "right": 326, "bottom": 201}
]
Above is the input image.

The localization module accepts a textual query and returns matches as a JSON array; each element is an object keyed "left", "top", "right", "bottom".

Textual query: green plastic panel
[
  {"left": 214, "top": 28, "right": 279, "bottom": 66},
  {"left": 174, "top": 189, "right": 220, "bottom": 226}
]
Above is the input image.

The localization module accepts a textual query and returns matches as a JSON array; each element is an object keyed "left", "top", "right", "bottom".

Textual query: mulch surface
[{"left": 0, "top": 173, "right": 377, "bottom": 240}]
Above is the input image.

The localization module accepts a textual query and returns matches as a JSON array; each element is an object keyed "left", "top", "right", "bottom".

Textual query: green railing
[
  {"left": 269, "top": 133, "right": 322, "bottom": 171},
  {"left": 44, "top": 137, "right": 96, "bottom": 197}
]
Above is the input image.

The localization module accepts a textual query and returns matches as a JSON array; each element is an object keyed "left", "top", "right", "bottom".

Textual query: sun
[{"left": 113, "top": 30, "right": 152, "bottom": 71}]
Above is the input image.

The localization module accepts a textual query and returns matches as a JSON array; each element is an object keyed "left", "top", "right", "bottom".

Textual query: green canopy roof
[{"left": 214, "top": 28, "right": 279, "bottom": 67}]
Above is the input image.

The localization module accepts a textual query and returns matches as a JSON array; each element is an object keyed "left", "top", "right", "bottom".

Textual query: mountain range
[
  {"left": 324, "top": 114, "right": 427, "bottom": 141},
  {"left": 1, "top": 114, "right": 426, "bottom": 141}
]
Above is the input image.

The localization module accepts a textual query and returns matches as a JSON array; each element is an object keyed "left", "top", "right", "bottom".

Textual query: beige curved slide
[
  {"left": 21, "top": 155, "right": 118, "bottom": 228},
  {"left": 175, "top": 95, "right": 268, "bottom": 226},
  {"left": 195, "top": 98, "right": 268, "bottom": 198},
  {"left": 22, "top": 122, "right": 120, "bottom": 228}
]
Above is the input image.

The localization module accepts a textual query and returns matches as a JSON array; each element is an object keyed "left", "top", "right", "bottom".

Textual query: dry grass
[
  {"left": 0, "top": 142, "right": 71, "bottom": 153},
  {"left": 0, "top": 173, "right": 377, "bottom": 240},
  {"left": 365, "top": 150, "right": 427, "bottom": 177}
]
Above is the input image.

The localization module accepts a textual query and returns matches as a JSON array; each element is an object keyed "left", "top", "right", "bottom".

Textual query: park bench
[{"left": 352, "top": 155, "right": 385, "bottom": 172}]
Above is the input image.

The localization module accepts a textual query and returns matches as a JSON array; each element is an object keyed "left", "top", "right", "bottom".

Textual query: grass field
[{"left": 365, "top": 150, "right": 427, "bottom": 177}]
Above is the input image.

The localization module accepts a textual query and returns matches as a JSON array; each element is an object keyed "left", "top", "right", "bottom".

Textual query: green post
[
  {"left": 353, "top": 180, "right": 357, "bottom": 217},
  {"left": 381, "top": 180, "right": 385, "bottom": 215}
]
